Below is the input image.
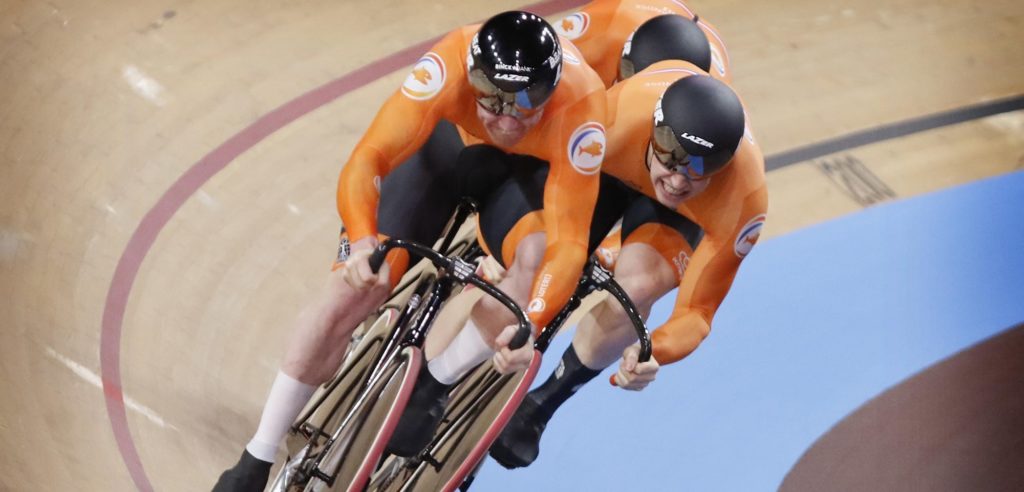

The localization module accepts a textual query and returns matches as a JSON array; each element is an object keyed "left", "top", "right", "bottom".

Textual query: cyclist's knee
[
  {"left": 589, "top": 295, "right": 637, "bottom": 335},
  {"left": 507, "top": 232, "right": 547, "bottom": 278},
  {"left": 473, "top": 292, "right": 520, "bottom": 334},
  {"left": 311, "top": 270, "right": 384, "bottom": 332},
  {"left": 571, "top": 299, "right": 637, "bottom": 367},
  {"left": 471, "top": 232, "right": 546, "bottom": 333},
  {"left": 614, "top": 244, "right": 677, "bottom": 310}
]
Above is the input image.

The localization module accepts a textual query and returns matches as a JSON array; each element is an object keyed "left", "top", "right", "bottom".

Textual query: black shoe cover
[
  {"left": 384, "top": 365, "right": 450, "bottom": 457},
  {"left": 488, "top": 396, "right": 546, "bottom": 469},
  {"left": 212, "top": 450, "right": 272, "bottom": 492}
]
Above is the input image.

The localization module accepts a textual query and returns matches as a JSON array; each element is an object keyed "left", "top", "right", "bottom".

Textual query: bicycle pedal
[
  {"left": 297, "top": 422, "right": 320, "bottom": 438},
  {"left": 419, "top": 452, "right": 443, "bottom": 471}
]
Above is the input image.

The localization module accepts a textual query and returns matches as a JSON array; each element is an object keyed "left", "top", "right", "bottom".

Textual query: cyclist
[
  {"left": 399, "top": 5, "right": 743, "bottom": 465},
  {"left": 489, "top": 60, "right": 767, "bottom": 468},
  {"left": 213, "top": 11, "right": 609, "bottom": 491},
  {"left": 555, "top": 1, "right": 734, "bottom": 268},
  {"left": 553, "top": 0, "right": 732, "bottom": 86}
]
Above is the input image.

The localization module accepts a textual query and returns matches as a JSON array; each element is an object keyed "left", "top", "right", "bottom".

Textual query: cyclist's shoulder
[
  {"left": 729, "top": 121, "right": 767, "bottom": 191},
  {"left": 554, "top": 38, "right": 605, "bottom": 96},
  {"left": 536, "top": 42, "right": 607, "bottom": 127},
  {"left": 683, "top": 155, "right": 767, "bottom": 232},
  {"left": 552, "top": 0, "right": 623, "bottom": 40},
  {"left": 424, "top": 24, "right": 476, "bottom": 62},
  {"left": 615, "top": 0, "right": 697, "bottom": 20}
]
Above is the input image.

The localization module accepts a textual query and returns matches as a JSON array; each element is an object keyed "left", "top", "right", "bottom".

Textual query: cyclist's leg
[
  {"left": 426, "top": 155, "right": 632, "bottom": 384},
  {"left": 491, "top": 195, "right": 702, "bottom": 469},
  {"left": 215, "top": 121, "right": 464, "bottom": 490},
  {"left": 387, "top": 146, "right": 635, "bottom": 458},
  {"left": 377, "top": 120, "right": 467, "bottom": 248},
  {"left": 446, "top": 169, "right": 630, "bottom": 377},
  {"left": 399, "top": 169, "right": 628, "bottom": 462},
  {"left": 387, "top": 147, "right": 574, "bottom": 456},
  {"left": 555, "top": 194, "right": 703, "bottom": 368},
  {"left": 383, "top": 144, "right": 529, "bottom": 456}
]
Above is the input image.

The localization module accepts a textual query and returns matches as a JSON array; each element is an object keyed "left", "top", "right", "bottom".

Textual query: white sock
[
  {"left": 427, "top": 319, "right": 494, "bottom": 385},
  {"left": 245, "top": 371, "right": 316, "bottom": 463}
]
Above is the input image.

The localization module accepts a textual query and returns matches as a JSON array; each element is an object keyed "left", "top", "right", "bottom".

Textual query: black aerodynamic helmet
[
  {"left": 651, "top": 75, "right": 745, "bottom": 178},
  {"left": 620, "top": 14, "right": 712, "bottom": 80},
  {"left": 468, "top": 11, "right": 563, "bottom": 115}
]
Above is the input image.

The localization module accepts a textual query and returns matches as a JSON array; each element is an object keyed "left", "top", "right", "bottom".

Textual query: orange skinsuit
[
  {"left": 336, "top": 26, "right": 608, "bottom": 330},
  {"left": 552, "top": 0, "right": 732, "bottom": 87},
  {"left": 603, "top": 60, "right": 767, "bottom": 365}
]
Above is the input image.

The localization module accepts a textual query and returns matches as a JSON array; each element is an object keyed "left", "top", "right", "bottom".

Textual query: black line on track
[{"left": 765, "top": 94, "right": 1024, "bottom": 171}]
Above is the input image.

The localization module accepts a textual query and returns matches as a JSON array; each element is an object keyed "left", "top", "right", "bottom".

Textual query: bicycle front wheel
[
  {"left": 368, "top": 353, "right": 541, "bottom": 492},
  {"left": 305, "top": 346, "right": 422, "bottom": 492}
]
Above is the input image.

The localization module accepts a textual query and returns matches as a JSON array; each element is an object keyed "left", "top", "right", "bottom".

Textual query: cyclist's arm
[
  {"left": 336, "top": 32, "right": 465, "bottom": 243},
  {"left": 650, "top": 186, "right": 768, "bottom": 365},
  {"left": 525, "top": 91, "right": 608, "bottom": 329}
]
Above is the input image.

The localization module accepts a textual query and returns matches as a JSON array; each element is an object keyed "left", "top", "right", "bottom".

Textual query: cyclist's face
[
  {"left": 475, "top": 101, "right": 543, "bottom": 148},
  {"left": 469, "top": 69, "right": 546, "bottom": 147},
  {"left": 646, "top": 141, "right": 711, "bottom": 208}
]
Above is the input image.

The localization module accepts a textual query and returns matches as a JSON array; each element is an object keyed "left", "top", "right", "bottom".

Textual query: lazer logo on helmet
[
  {"left": 545, "top": 47, "right": 562, "bottom": 69},
  {"left": 681, "top": 132, "right": 714, "bottom": 149},
  {"left": 494, "top": 73, "right": 530, "bottom": 83},
  {"left": 621, "top": 32, "right": 634, "bottom": 57}
]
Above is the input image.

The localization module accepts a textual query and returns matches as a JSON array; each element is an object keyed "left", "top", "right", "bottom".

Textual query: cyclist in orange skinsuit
[
  {"left": 599, "top": 61, "right": 766, "bottom": 365},
  {"left": 379, "top": 16, "right": 672, "bottom": 454},
  {"left": 337, "top": 26, "right": 606, "bottom": 335},
  {"left": 491, "top": 60, "right": 767, "bottom": 469},
  {"left": 551, "top": 0, "right": 734, "bottom": 272},
  {"left": 553, "top": 0, "right": 732, "bottom": 86},
  {"left": 214, "top": 12, "right": 609, "bottom": 490}
]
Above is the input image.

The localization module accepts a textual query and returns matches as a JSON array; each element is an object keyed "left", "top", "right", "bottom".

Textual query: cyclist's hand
[
  {"left": 342, "top": 237, "right": 389, "bottom": 291},
  {"left": 612, "top": 343, "right": 659, "bottom": 391},
  {"left": 492, "top": 324, "right": 534, "bottom": 374},
  {"left": 476, "top": 255, "right": 507, "bottom": 283}
]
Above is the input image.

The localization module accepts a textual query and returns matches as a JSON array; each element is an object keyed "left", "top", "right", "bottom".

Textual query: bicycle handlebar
[
  {"left": 606, "top": 291, "right": 653, "bottom": 362},
  {"left": 368, "top": 239, "right": 531, "bottom": 349},
  {"left": 569, "top": 261, "right": 654, "bottom": 388}
]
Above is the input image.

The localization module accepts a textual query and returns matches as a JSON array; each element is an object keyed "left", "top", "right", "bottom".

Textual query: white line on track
[
  {"left": 121, "top": 65, "right": 168, "bottom": 106},
  {"left": 45, "top": 347, "right": 178, "bottom": 431}
]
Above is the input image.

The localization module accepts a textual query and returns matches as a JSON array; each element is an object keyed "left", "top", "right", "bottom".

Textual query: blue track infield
[{"left": 477, "top": 170, "right": 1024, "bottom": 491}]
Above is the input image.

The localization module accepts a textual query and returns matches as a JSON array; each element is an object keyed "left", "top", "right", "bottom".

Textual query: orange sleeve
[
  {"left": 336, "top": 31, "right": 467, "bottom": 242},
  {"left": 525, "top": 90, "right": 608, "bottom": 329},
  {"left": 651, "top": 186, "right": 768, "bottom": 365},
  {"left": 553, "top": 1, "right": 621, "bottom": 86}
]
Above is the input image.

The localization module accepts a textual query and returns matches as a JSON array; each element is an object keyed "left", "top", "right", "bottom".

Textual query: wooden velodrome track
[{"left": 1, "top": 0, "right": 1022, "bottom": 490}]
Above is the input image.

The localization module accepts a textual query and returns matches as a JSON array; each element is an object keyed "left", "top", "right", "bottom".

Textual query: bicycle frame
[{"left": 295, "top": 236, "right": 531, "bottom": 490}]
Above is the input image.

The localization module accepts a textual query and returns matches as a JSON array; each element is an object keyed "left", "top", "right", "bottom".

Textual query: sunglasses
[
  {"left": 468, "top": 68, "right": 546, "bottom": 118},
  {"left": 651, "top": 125, "right": 708, "bottom": 181}
]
